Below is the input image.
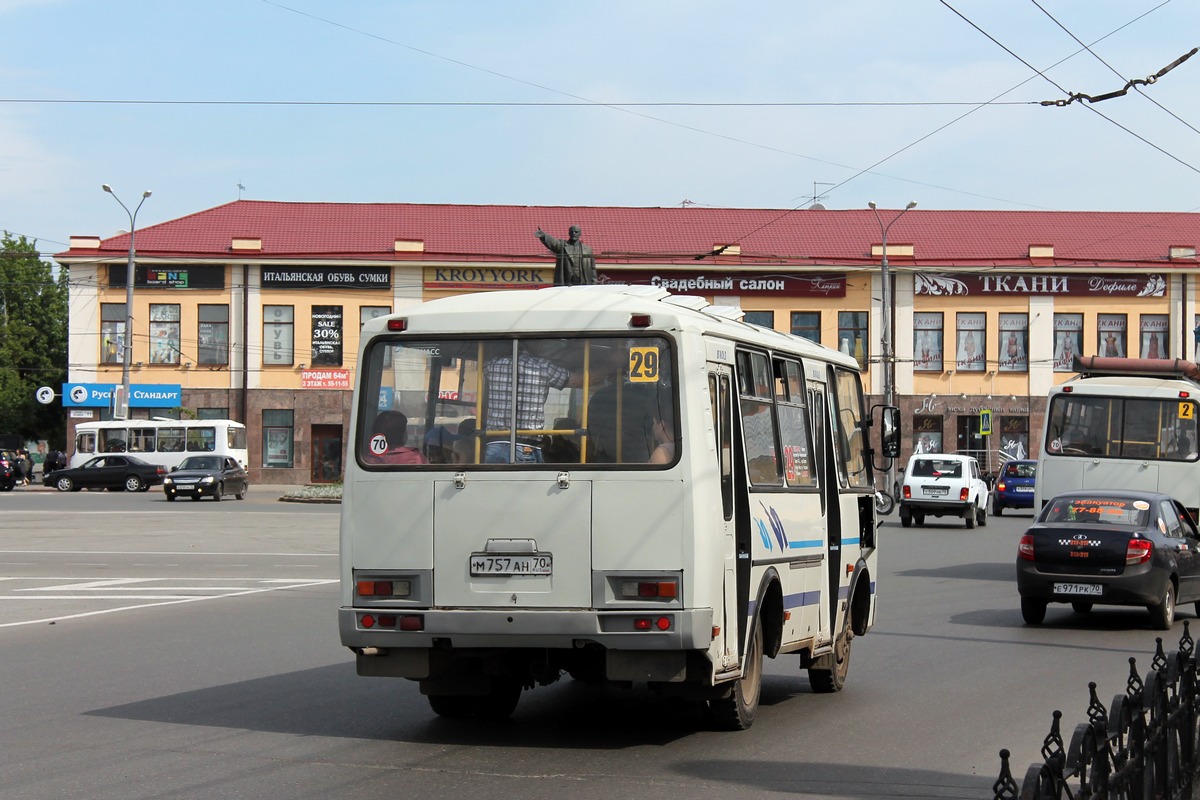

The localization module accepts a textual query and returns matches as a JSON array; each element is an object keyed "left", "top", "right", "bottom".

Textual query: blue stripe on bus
[
  {"left": 782, "top": 591, "right": 821, "bottom": 609},
  {"left": 787, "top": 539, "right": 824, "bottom": 549}
]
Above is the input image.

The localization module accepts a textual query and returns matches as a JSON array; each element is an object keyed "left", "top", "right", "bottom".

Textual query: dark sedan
[
  {"left": 163, "top": 455, "right": 248, "bottom": 501},
  {"left": 48, "top": 455, "right": 167, "bottom": 493},
  {"left": 1016, "top": 490, "right": 1200, "bottom": 629}
]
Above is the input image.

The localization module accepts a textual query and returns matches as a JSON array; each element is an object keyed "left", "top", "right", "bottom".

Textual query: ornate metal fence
[{"left": 993, "top": 622, "right": 1200, "bottom": 799}]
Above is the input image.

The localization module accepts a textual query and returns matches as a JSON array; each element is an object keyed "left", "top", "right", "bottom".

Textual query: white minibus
[{"left": 339, "top": 284, "right": 898, "bottom": 728}]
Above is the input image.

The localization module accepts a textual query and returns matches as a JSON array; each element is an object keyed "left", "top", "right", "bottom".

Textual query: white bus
[
  {"left": 338, "top": 284, "right": 899, "bottom": 728},
  {"left": 1037, "top": 356, "right": 1200, "bottom": 517},
  {"left": 70, "top": 418, "right": 249, "bottom": 471}
]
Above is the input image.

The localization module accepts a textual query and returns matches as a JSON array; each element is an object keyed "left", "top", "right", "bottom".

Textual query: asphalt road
[{"left": 0, "top": 490, "right": 1187, "bottom": 800}]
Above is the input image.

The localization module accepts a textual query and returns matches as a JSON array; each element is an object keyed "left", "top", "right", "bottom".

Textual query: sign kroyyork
[{"left": 915, "top": 273, "right": 1166, "bottom": 297}]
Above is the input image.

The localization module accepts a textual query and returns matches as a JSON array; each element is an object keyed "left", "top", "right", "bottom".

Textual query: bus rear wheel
[
  {"left": 809, "top": 618, "right": 852, "bottom": 693},
  {"left": 709, "top": 622, "right": 763, "bottom": 730},
  {"left": 427, "top": 678, "right": 522, "bottom": 722}
]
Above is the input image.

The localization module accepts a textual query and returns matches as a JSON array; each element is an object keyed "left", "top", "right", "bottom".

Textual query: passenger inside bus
[
  {"left": 453, "top": 418, "right": 477, "bottom": 464},
  {"left": 365, "top": 410, "right": 427, "bottom": 465},
  {"left": 648, "top": 405, "right": 676, "bottom": 464},
  {"left": 481, "top": 343, "right": 579, "bottom": 463}
]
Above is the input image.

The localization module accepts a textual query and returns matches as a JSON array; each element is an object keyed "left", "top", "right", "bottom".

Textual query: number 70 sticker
[{"left": 1180, "top": 402, "right": 1195, "bottom": 420}]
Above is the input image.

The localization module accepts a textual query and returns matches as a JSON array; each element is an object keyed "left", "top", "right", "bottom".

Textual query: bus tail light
[
  {"left": 386, "top": 318, "right": 408, "bottom": 332},
  {"left": 1126, "top": 539, "right": 1153, "bottom": 565},
  {"left": 633, "top": 616, "right": 672, "bottom": 631},
  {"left": 356, "top": 578, "right": 412, "bottom": 599},
  {"left": 620, "top": 579, "right": 678, "bottom": 599},
  {"left": 359, "top": 613, "right": 423, "bottom": 630}
]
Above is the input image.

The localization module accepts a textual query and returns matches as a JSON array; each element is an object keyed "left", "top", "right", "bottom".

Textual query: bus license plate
[
  {"left": 1053, "top": 582, "right": 1102, "bottom": 596},
  {"left": 470, "top": 554, "right": 553, "bottom": 576}
]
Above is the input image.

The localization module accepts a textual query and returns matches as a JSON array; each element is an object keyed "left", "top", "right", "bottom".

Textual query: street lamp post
[
  {"left": 868, "top": 200, "right": 917, "bottom": 496},
  {"left": 102, "top": 184, "right": 152, "bottom": 420}
]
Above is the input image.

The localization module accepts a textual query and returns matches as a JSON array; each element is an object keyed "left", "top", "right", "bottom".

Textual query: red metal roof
[{"left": 56, "top": 200, "right": 1200, "bottom": 269}]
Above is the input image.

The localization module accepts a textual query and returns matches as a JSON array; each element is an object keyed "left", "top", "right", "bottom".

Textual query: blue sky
[{"left": 2, "top": 0, "right": 1199, "bottom": 256}]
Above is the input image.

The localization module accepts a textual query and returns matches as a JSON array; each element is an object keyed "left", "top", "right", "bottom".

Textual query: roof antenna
[
  {"left": 808, "top": 181, "right": 833, "bottom": 209},
  {"left": 237, "top": 181, "right": 246, "bottom": 200}
]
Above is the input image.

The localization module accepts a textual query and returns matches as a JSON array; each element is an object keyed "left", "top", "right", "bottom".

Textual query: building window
[
  {"left": 1053, "top": 313, "right": 1083, "bottom": 372},
  {"left": 913, "top": 415, "right": 943, "bottom": 454},
  {"left": 198, "top": 304, "right": 229, "bottom": 366},
  {"left": 955, "top": 312, "right": 986, "bottom": 372},
  {"left": 913, "top": 312, "right": 943, "bottom": 372},
  {"left": 101, "top": 303, "right": 125, "bottom": 365},
  {"left": 837, "top": 311, "right": 868, "bottom": 369},
  {"left": 789, "top": 312, "right": 820, "bottom": 345},
  {"left": 149, "top": 304, "right": 181, "bottom": 365},
  {"left": 998, "top": 313, "right": 1028, "bottom": 372},
  {"left": 1098, "top": 313, "right": 1127, "bottom": 358},
  {"left": 999, "top": 416, "right": 1030, "bottom": 461},
  {"left": 197, "top": 407, "right": 229, "bottom": 420},
  {"left": 141, "top": 408, "right": 180, "bottom": 420},
  {"left": 1140, "top": 314, "right": 1169, "bottom": 359},
  {"left": 263, "top": 409, "right": 294, "bottom": 468},
  {"left": 263, "top": 305, "right": 295, "bottom": 366},
  {"left": 743, "top": 310, "right": 775, "bottom": 329}
]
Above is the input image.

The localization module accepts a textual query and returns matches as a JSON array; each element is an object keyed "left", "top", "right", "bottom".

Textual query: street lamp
[
  {"left": 868, "top": 200, "right": 917, "bottom": 496},
  {"left": 102, "top": 184, "right": 152, "bottom": 420}
]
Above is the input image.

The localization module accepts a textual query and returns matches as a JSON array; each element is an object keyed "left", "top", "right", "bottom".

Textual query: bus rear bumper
[{"left": 339, "top": 606, "right": 717, "bottom": 683}]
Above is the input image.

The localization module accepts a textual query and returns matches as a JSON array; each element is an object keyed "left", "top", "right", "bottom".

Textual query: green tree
[{"left": 0, "top": 233, "right": 68, "bottom": 447}]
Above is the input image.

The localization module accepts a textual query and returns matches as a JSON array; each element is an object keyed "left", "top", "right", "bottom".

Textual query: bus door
[
  {"left": 808, "top": 375, "right": 842, "bottom": 640},
  {"left": 708, "top": 365, "right": 741, "bottom": 672}
]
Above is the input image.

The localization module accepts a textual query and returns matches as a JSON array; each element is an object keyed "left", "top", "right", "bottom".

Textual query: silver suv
[{"left": 898, "top": 453, "right": 990, "bottom": 529}]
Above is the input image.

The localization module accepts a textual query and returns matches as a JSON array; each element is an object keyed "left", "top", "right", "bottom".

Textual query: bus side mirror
[{"left": 872, "top": 404, "right": 901, "bottom": 460}]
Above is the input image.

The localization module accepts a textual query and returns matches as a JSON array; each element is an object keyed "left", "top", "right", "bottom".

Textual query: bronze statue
[{"left": 536, "top": 224, "right": 597, "bottom": 286}]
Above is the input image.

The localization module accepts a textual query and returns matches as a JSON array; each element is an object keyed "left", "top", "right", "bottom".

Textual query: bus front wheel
[{"left": 709, "top": 622, "right": 763, "bottom": 730}]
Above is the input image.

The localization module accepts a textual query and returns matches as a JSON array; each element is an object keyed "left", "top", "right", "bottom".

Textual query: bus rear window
[
  {"left": 1047, "top": 394, "right": 1198, "bottom": 461},
  {"left": 359, "top": 335, "right": 676, "bottom": 467}
]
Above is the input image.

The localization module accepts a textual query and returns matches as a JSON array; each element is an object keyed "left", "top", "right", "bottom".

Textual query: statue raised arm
[{"left": 536, "top": 224, "right": 597, "bottom": 286}]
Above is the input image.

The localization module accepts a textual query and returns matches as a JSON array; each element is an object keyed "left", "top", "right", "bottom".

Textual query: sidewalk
[{"left": 17, "top": 479, "right": 338, "bottom": 502}]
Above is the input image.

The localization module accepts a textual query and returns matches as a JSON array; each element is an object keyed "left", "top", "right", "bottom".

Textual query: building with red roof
[{"left": 55, "top": 200, "right": 1200, "bottom": 485}]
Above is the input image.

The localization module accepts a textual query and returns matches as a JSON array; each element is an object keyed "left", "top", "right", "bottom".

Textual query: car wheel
[
  {"left": 124, "top": 475, "right": 143, "bottom": 492},
  {"left": 913, "top": 511, "right": 925, "bottom": 527},
  {"left": 1021, "top": 597, "right": 1047, "bottom": 625},
  {"left": 899, "top": 511, "right": 912, "bottom": 528},
  {"left": 965, "top": 508, "right": 976, "bottom": 529},
  {"left": 1071, "top": 602, "right": 1093, "bottom": 614},
  {"left": 56, "top": 476, "right": 74, "bottom": 492},
  {"left": 166, "top": 493, "right": 176, "bottom": 502},
  {"left": 977, "top": 504, "right": 988, "bottom": 527},
  {"left": 235, "top": 485, "right": 246, "bottom": 500},
  {"left": 1149, "top": 582, "right": 1176, "bottom": 630},
  {"left": 213, "top": 482, "right": 223, "bottom": 502},
  {"left": 994, "top": 502, "right": 1004, "bottom": 516},
  {"left": 710, "top": 622, "right": 763, "bottom": 730}
]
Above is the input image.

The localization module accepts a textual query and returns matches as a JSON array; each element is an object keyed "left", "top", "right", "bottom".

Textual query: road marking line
[{"left": 0, "top": 579, "right": 337, "bottom": 629}]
